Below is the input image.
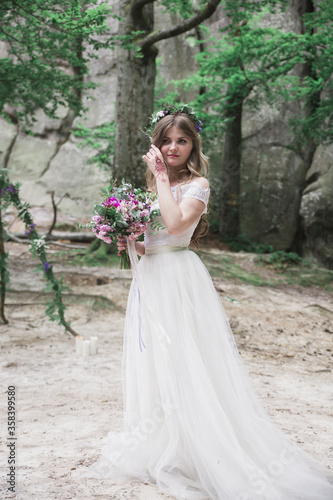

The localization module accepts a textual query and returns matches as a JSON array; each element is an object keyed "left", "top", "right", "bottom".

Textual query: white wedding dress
[{"left": 86, "top": 181, "right": 333, "bottom": 499}]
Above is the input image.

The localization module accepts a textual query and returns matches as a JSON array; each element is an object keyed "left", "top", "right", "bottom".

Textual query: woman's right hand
[{"left": 116, "top": 236, "right": 127, "bottom": 256}]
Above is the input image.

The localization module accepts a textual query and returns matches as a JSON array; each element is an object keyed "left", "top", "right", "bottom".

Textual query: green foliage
[
  {"left": 167, "top": 0, "right": 333, "bottom": 149},
  {"left": 160, "top": 0, "right": 195, "bottom": 20},
  {"left": 0, "top": 0, "right": 136, "bottom": 123},
  {"left": 45, "top": 276, "right": 68, "bottom": 323},
  {"left": 286, "top": 0, "right": 333, "bottom": 145},
  {"left": 221, "top": 233, "right": 275, "bottom": 254},
  {"left": 198, "top": 250, "right": 276, "bottom": 286},
  {"left": 71, "top": 239, "right": 119, "bottom": 267},
  {"left": 0, "top": 250, "right": 9, "bottom": 294},
  {"left": 200, "top": 247, "right": 333, "bottom": 291},
  {"left": 256, "top": 251, "right": 302, "bottom": 270},
  {"left": 73, "top": 121, "right": 116, "bottom": 171},
  {"left": 173, "top": 12, "right": 306, "bottom": 148}
]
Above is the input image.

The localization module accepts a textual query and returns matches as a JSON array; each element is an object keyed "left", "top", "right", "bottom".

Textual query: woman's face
[{"left": 160, "top": 126, "right": 193, "bottom": 172}]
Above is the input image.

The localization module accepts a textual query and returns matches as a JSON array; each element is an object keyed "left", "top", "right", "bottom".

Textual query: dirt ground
[{"left": 0, "top": 239, "right": 333, "bottom": 500}]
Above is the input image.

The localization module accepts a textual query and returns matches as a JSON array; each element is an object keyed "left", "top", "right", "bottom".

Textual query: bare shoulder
[{"left": 194, "top": 177, "right": 210, "bottom": 190}]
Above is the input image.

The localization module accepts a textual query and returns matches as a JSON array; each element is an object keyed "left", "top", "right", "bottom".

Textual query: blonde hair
[{"left": 146, "top": 113, "right": 210, "bottom": 249}]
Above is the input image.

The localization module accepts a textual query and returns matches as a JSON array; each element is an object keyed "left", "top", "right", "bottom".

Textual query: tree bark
[
  {"left": 219, "top": 100, "right": 243, "bottom": 239},
  {"left": 114, "top": 0, "right": 221, "bottom": 187},
  {"left": 0, "top": 208, "right": 8, "bottom": 324},
  {"left": 291, "top": 0, "right": 320, "bottom": 254},
  {"left": 114, "top": 1, "right": 156, "bottom": 187}
]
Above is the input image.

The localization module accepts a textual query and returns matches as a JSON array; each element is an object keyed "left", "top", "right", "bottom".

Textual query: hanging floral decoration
[{"left": 0, "top": 169, "right": 77, "bottom": 335}]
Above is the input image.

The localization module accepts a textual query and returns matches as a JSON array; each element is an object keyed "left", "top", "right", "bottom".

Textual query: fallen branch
[
  {"left": 7, "top": 232, "right": 88, "bottom": 249},
  {"left": 8, "top": 231, "right": 95, "bottom": 243},
  {"left": 48, "top": 241, "right": 88, "bottom": 249},
  {"left": 47, "top": 190, "right": 57, "bottom": 236}
]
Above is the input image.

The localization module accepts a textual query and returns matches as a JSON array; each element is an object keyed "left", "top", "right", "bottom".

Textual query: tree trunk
[
  {"left": 219, "top": 100, "right": 243, "bottom": 240},
  {"left": 291, "top": 0, "right": 319, "bottom": 254},
  {"left": 114, "top": 1, "right": 156, "bottom": 188},
  {"left": 0, "top": 208, "right": 8, "bottom": 324}
]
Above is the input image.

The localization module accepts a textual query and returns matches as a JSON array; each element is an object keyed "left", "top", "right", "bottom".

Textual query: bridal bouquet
[{"left": 88, "top": 179, "right": 161, "bottom": 269}]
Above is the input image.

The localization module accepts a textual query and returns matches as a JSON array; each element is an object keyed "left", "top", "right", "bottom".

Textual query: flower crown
[{"left": 143, "top": 103, "right": 202, "bottom": 140}]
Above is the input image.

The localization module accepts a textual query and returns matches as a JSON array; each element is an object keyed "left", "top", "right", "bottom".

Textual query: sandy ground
[{"left": 0, "top": 240, "right": 333, "bottom": 500}]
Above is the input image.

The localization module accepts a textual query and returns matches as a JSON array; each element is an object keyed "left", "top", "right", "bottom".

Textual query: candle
[
  {"left": 82, "top": 340, "right": 90, "bottom": 358},
  {"left": 90, "top": 336, "right": 98, "bottom": 355},
  {"left": 75, "top": 335, "right": 83, "bottom": 355}
]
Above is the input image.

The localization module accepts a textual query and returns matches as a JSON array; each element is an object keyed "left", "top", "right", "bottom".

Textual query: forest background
[{"left": 0, "top": 0, "right": 332, "bottom": 268}]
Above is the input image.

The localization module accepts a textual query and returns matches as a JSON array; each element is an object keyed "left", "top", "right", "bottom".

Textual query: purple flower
[
  {"left": 43, "top": 262, "right": 51, "bottom": 273},
  {"left": 25, "top": 223, "right": 36, "bottom": 235},
  {"left": 6, "top": 184, "right": 17, "bottom": 194}
]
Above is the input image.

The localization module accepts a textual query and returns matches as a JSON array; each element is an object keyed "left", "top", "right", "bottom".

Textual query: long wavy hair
[{"left": 146, "top": 113, "right": 210, "bottom": 249}]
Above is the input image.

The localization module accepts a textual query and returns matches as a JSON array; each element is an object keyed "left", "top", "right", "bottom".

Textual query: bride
[{"left": 86, "top": 106, "right": 333, "bottom": 499}]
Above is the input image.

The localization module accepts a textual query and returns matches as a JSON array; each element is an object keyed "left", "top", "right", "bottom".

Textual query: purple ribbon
[
  {"left": 137, "top": 285, "right": 146, "bottom": 352},
  {"left": 131, "top": 279, "right": 146, "bottom": 352}
]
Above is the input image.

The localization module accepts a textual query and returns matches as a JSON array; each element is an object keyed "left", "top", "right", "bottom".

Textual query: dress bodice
[{"left": 144, "top": 181, "right": 210, "bottom": 249}]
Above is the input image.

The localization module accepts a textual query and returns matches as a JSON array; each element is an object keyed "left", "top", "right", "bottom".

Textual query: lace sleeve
[{"left": 180, "top": 184, "right": 210, "bottom": 214}]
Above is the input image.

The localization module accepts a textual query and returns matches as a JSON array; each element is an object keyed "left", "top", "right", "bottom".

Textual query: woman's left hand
[{"left": 142, "top": 145, "right": 168, "bottom": 183}]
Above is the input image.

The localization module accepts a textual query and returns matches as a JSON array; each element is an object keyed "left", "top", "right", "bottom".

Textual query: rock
[
  {"left": 80, "top": 74, "right": 117, "bottom": 128},
  {"left": 237, "top": 0, "right": 310, "bottom": 252},
  {"left": 78, "top": 41, "right": 118, "bottom": 129},
  {"left": 29, "top": 106, "right": 69, "bottom": 136},
  {"left": 300, "top": 145, "right": 333, "bottom": 269},
  {"left": 36, "top": 139, "right": 110, "bottom": 217},
  {"left": 240, "top": 143, "right": 306, "bottom": 249},
  {"left": 7, "top": 134, "right": 57, "bottom": 181}
]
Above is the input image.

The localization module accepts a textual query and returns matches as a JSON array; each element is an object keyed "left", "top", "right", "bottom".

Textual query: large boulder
[
  {"left": 240, "top": 142, "right": 306, "bottom": 249},
  {"left": 300, "top": 145, "right": 333, "bottom": 269},
  {"left": 22, "top": 138, "right": 109, "bottom": 218},
  {"left": 237, "top": 0, "right": 310, "bottom": 251},
  {"left": 240, "top": 97, "right": 307, "bottom": 250},
  {"left": 7, "top": 134, "right": 58, "bottom": 181}
]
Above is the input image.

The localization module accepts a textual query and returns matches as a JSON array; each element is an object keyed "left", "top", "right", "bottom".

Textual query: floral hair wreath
[{"left": 143, "top": 103, "right": 202, "bottom": 140}]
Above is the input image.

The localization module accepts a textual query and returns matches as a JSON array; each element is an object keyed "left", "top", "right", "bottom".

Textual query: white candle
[
  {"left": 82, "top": 340, "right": 90, "bottom": 357},
  {"left": 90, "top": 336, "right": 98, "bottom": 355},
  {"left": 75, "top": 335, "right": 83, "bottom": 355}
]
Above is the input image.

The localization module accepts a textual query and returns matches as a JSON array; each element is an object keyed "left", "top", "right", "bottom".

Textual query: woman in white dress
[{"left": 86, "top": 109, "right": 333, "bottom": 499}]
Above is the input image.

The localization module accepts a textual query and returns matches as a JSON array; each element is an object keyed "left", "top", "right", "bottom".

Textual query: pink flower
[
  {"left": 99, "top": 224, "right": 111, "bottom": 232},
  {"left": 103, "top": 196, "right": 120, "bottom": 208},
  {"left": 91, "top": 215, "right": 103, "bottom": 224},
  {"left": 100, "top": 235, "right": 112, "bottom": 244}
]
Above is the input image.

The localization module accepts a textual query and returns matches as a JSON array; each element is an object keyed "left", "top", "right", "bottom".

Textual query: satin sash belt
[{"left": 145, "top": 245, "right": 189, "bottom": 255}]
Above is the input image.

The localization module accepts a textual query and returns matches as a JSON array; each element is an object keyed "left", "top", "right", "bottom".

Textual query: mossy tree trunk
[
  {"left": 114, "top": 1, "right": 156, "bottom": 187},
  {"left": 114, "top": 0, "right": 220, "bottom": 187},
  {"left": 219, "top": 100, "right": 243, "bottom": 240},
  {"left": 0, "top": 208, "right": 8, "bottom": 325}
]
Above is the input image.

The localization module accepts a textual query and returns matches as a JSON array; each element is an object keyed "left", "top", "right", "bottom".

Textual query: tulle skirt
[{"left": 86, "top": 247, "right": 333, "bottom": 499}]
